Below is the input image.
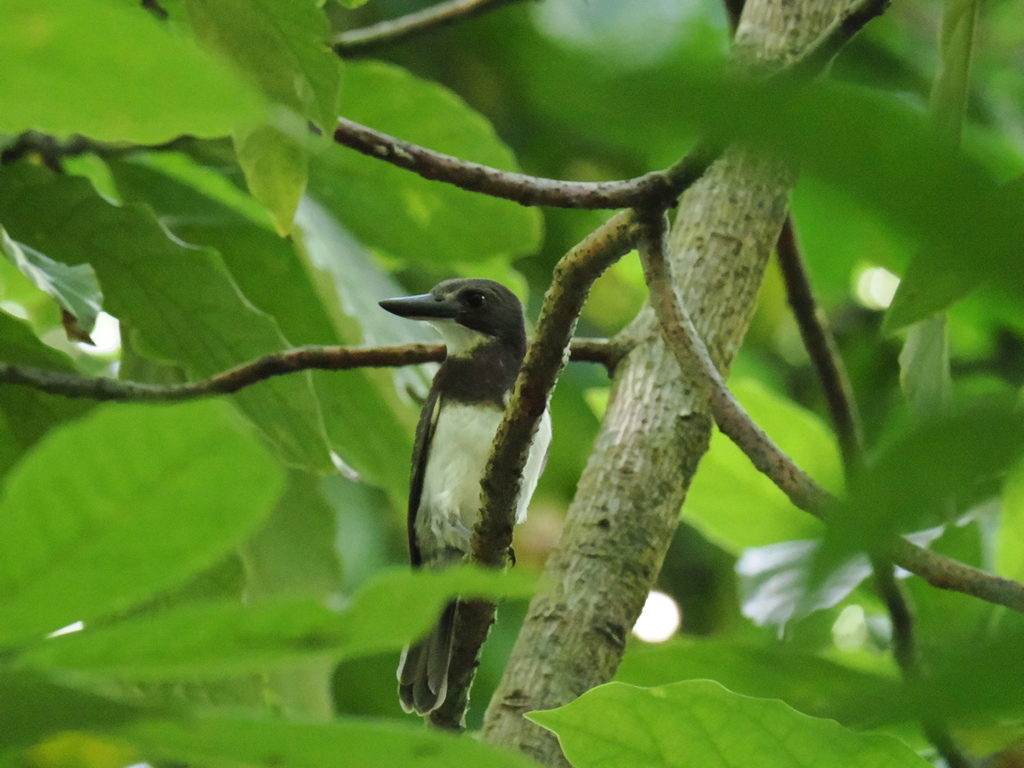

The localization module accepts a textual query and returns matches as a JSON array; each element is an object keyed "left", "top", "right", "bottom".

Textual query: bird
[{"left": 379, "top": 278, "right": 552, "bottom": 716}]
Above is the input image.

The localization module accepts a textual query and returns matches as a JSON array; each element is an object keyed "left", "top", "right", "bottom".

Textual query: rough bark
[{"left": 480, "top": 0, "right": 852, "bottom": 764}]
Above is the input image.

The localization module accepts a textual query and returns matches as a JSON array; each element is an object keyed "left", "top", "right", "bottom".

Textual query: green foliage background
[{"left": 1, "top": 0, "right": 1024, "bottom": 765}]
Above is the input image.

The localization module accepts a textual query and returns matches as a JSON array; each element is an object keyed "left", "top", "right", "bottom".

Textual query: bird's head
[{"left": 379, "top": 279, "right": 526, "bottom": 357}]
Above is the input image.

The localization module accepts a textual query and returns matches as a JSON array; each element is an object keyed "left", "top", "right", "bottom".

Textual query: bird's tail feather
[{"left": 397, "top": 599, "right": 458, "bottom": 714}]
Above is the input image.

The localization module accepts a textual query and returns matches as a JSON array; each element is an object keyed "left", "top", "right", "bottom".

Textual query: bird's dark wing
[{"left": 407, "top": 385, "right": 441, "bottom": 567}]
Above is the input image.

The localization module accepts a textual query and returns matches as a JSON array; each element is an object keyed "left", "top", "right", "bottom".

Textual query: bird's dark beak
[{"left": 379, "top": 292, "right": 458, "bottom": 320}]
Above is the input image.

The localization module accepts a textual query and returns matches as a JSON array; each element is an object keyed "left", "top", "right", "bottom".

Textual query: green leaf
[
  {"left": 234, "top": 123, "right": 309, "bottom": 236},
  {"left": 241, "top": 471, "right": 342, "bottom": 601},
  {"left": 120, "top": 711, "right": 538, "bottom": 768},
  {"left": 0, "top": 669, "right": 148, "bottom": 751},
  {"left": 0, "top": 400, "right": 284, "bottom": 649},
  {"left": 898, "top": 314, "right": 952, "bottom": 419},
  {"left": 997, "top": 463, "right": 1024, "bottom": 583},
  {"left": 882, "top": 248, "right": 976, "bottom": 333},
  {"left": 107, "top": 152, "right": 415, "bottom": 494},
  {"left": 0, "top": 225, "right": 102, "bottom": 333},
  {"left": 737, "top": 540, "right": 872, "bottom": 629},
  {"left": 19, "top": 566, "right": 536, "bottom": 679},
  {"left": 815, "top": 402, "right": 1024, "bottom": 574},
  {"left": 310, "top": 60, "right": 543, "bottom": 264},
  {"left": 0, "top": 162, "right": 334, "bottom": 471},
  {"left": 0, "top": 0, "right": 263, "bottom": 142},
  {"left": 528, "top": 680, "right": 930, "bottom": 768},
  {"left": 183, "top": 0, "right": 340, "bottom": 131},
  {"left": 682, "top": 379, "right": 836, "bottom": 552},
  {"left": 930, "top": 0, "right": 980, "bottom": 143},
  {"left": 616, "top": 639, "right": 900, "bottom": 727},
  {"left": 0, "top": 311, "right": 93, "bottom": 475}
]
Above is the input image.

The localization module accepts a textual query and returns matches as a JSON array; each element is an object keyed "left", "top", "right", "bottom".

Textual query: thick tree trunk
[{"left": 480, "top": 1, "right": 851, "bottom": 764}]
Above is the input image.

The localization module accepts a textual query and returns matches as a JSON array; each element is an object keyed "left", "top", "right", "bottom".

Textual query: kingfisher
[{"left": 380, "top": 278, "right": 552, "bottom": 715}]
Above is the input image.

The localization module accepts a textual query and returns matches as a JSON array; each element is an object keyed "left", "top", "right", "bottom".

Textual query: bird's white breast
[{"left": 418, "top": 401, "right": 551, "bottom": 565}]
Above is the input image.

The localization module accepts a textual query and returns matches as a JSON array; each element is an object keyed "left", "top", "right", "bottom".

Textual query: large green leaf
[
  {"left": 0, "top": 162, "right": 333, "bottom": 471},
  {"left": 0, "top": 0, "right": 262, "bottom": 142},
  {"left": 106, "top": 152, "right": 416, "bottom": 494},
  {"left": 616, "top": 639, "right": 900, "bottom": 727},
  {"left": 19, "top": 566, "right": 536, "bottom": 679},
  {"left": 183, "top": 0, "right": 340, "bottom": 131},
  {"left": 0, "top": 400, "right": 284, "bottom": 649},
  {"left": 529, "top": 681, "right": 930, "bottom": 768},
  {"left": 310, "top": 60, "right": 543, "bottom": 265},
  {"left": 121, "top": 711, "right": 537, "bottom": 768},
  {"left": 682, "top": 379, "right": 836, "bottom": 552}
]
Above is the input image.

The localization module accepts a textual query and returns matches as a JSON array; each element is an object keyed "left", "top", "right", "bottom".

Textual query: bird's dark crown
[{"left": 379, "top": 278, "right": 527, "bottom": 354}]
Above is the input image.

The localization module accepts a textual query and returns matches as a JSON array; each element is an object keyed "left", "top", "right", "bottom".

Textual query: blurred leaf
[
  {"left": 917, "top": 630, "right": 1024, "bottom": 723},
  {"left": 0, "top": 0, "right": 262, "bottom": 142},
  {"left": 0, "top": 311, "right": 93, "bottom": 475},
  {"left": 998, "top": 464, "right": 1024, "bottom": 582},
  {"left": 903, "top": 518, "right": 991, "bottom": 645},
  {"left": 886, "top": 0, "right": 979, "bottom": 332},
  {"left": 737, "top": 540, "right": 873, "bottom": 630},
  {"left": 882, "top": 249, "right": 979, "bottom": 332},
  {"left": 682, "top": 379, "right": 836, "bottom": 552},
  {"left": 930, "top": 0, "right": 979, "bottom": 143},
  {"left": 0, "top": 670, "right": 148, "bottom": 751},
  {"left": 121, "top": 711, "right": 538, "bottom": 768},
  {"left": 0, "top": 400, "right": 284, "bottom": 649},
  {"left": 0, "top": 162, "right": 334, "bottom": 471},
  {"left": 310, "top": 60, "right": 543, "bottom": 264},
  {"left": 20, "top": 566, "right": 535, "bottom": 679},
  {"left": 815, "top": 403, "right": 1024, "bottom": 575},
  {"left": 0, "top": 226, "right": 102, "bottom": 334},
  {"left": 898, "top": 314, "right": 952, "bottom": 419},
  {"left": 183, "top": 0, "right": 339, "bottom": 131},
  {"left": 241, "top": 471, "right": 342, "bottom": 601},
  {"left": 528, "top": 680, "right": 930, "bottom": 768},
  {"left": 789, "top": 178, "right": 913, "bottom": 308},
  {"left": 234, "top": 122, "right": 309, "bottom": 236},
  {"left": 616, "top": 638, "right": 900, "bottom": 727}
]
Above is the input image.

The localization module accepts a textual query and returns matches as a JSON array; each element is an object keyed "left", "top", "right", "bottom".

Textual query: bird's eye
[{"left": 463, "top": 290, "right": 486, "bottom": 309}]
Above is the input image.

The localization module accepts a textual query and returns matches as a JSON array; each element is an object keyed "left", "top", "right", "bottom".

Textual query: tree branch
[
  {"left": 329, "top": 0, "right": 886, "bottom": 214},
  {"left": 475, "top": 209, "right": 646, "bottom": 567},
  {"left": 777, "top": 217, "right": 863, "bottom": 471},
  {"left": 331, "top": 118, "right": 684, "bottom": 210},
  {"left": 0, "top": 339, "right": 620, "bottom": 402},
  {"left": 333, "top": 0, "right": 528, "bottom": 57},
  {"left": 638, "top": 211, "right": 1024, "bottom": 615}
]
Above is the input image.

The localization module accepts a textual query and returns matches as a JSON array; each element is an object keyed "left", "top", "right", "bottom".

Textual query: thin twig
[
  {"left": 0, "top": 339, "right": 620, "bottom": 403},
  {"left": 637, "top": 210, "right": 1024, "bottom": 615},
  {"left": 333, "top": 0, "right": 528, "bottom": 56},
  {"left": 777, "top": 217, "right": 863, "bottom": 471}
]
